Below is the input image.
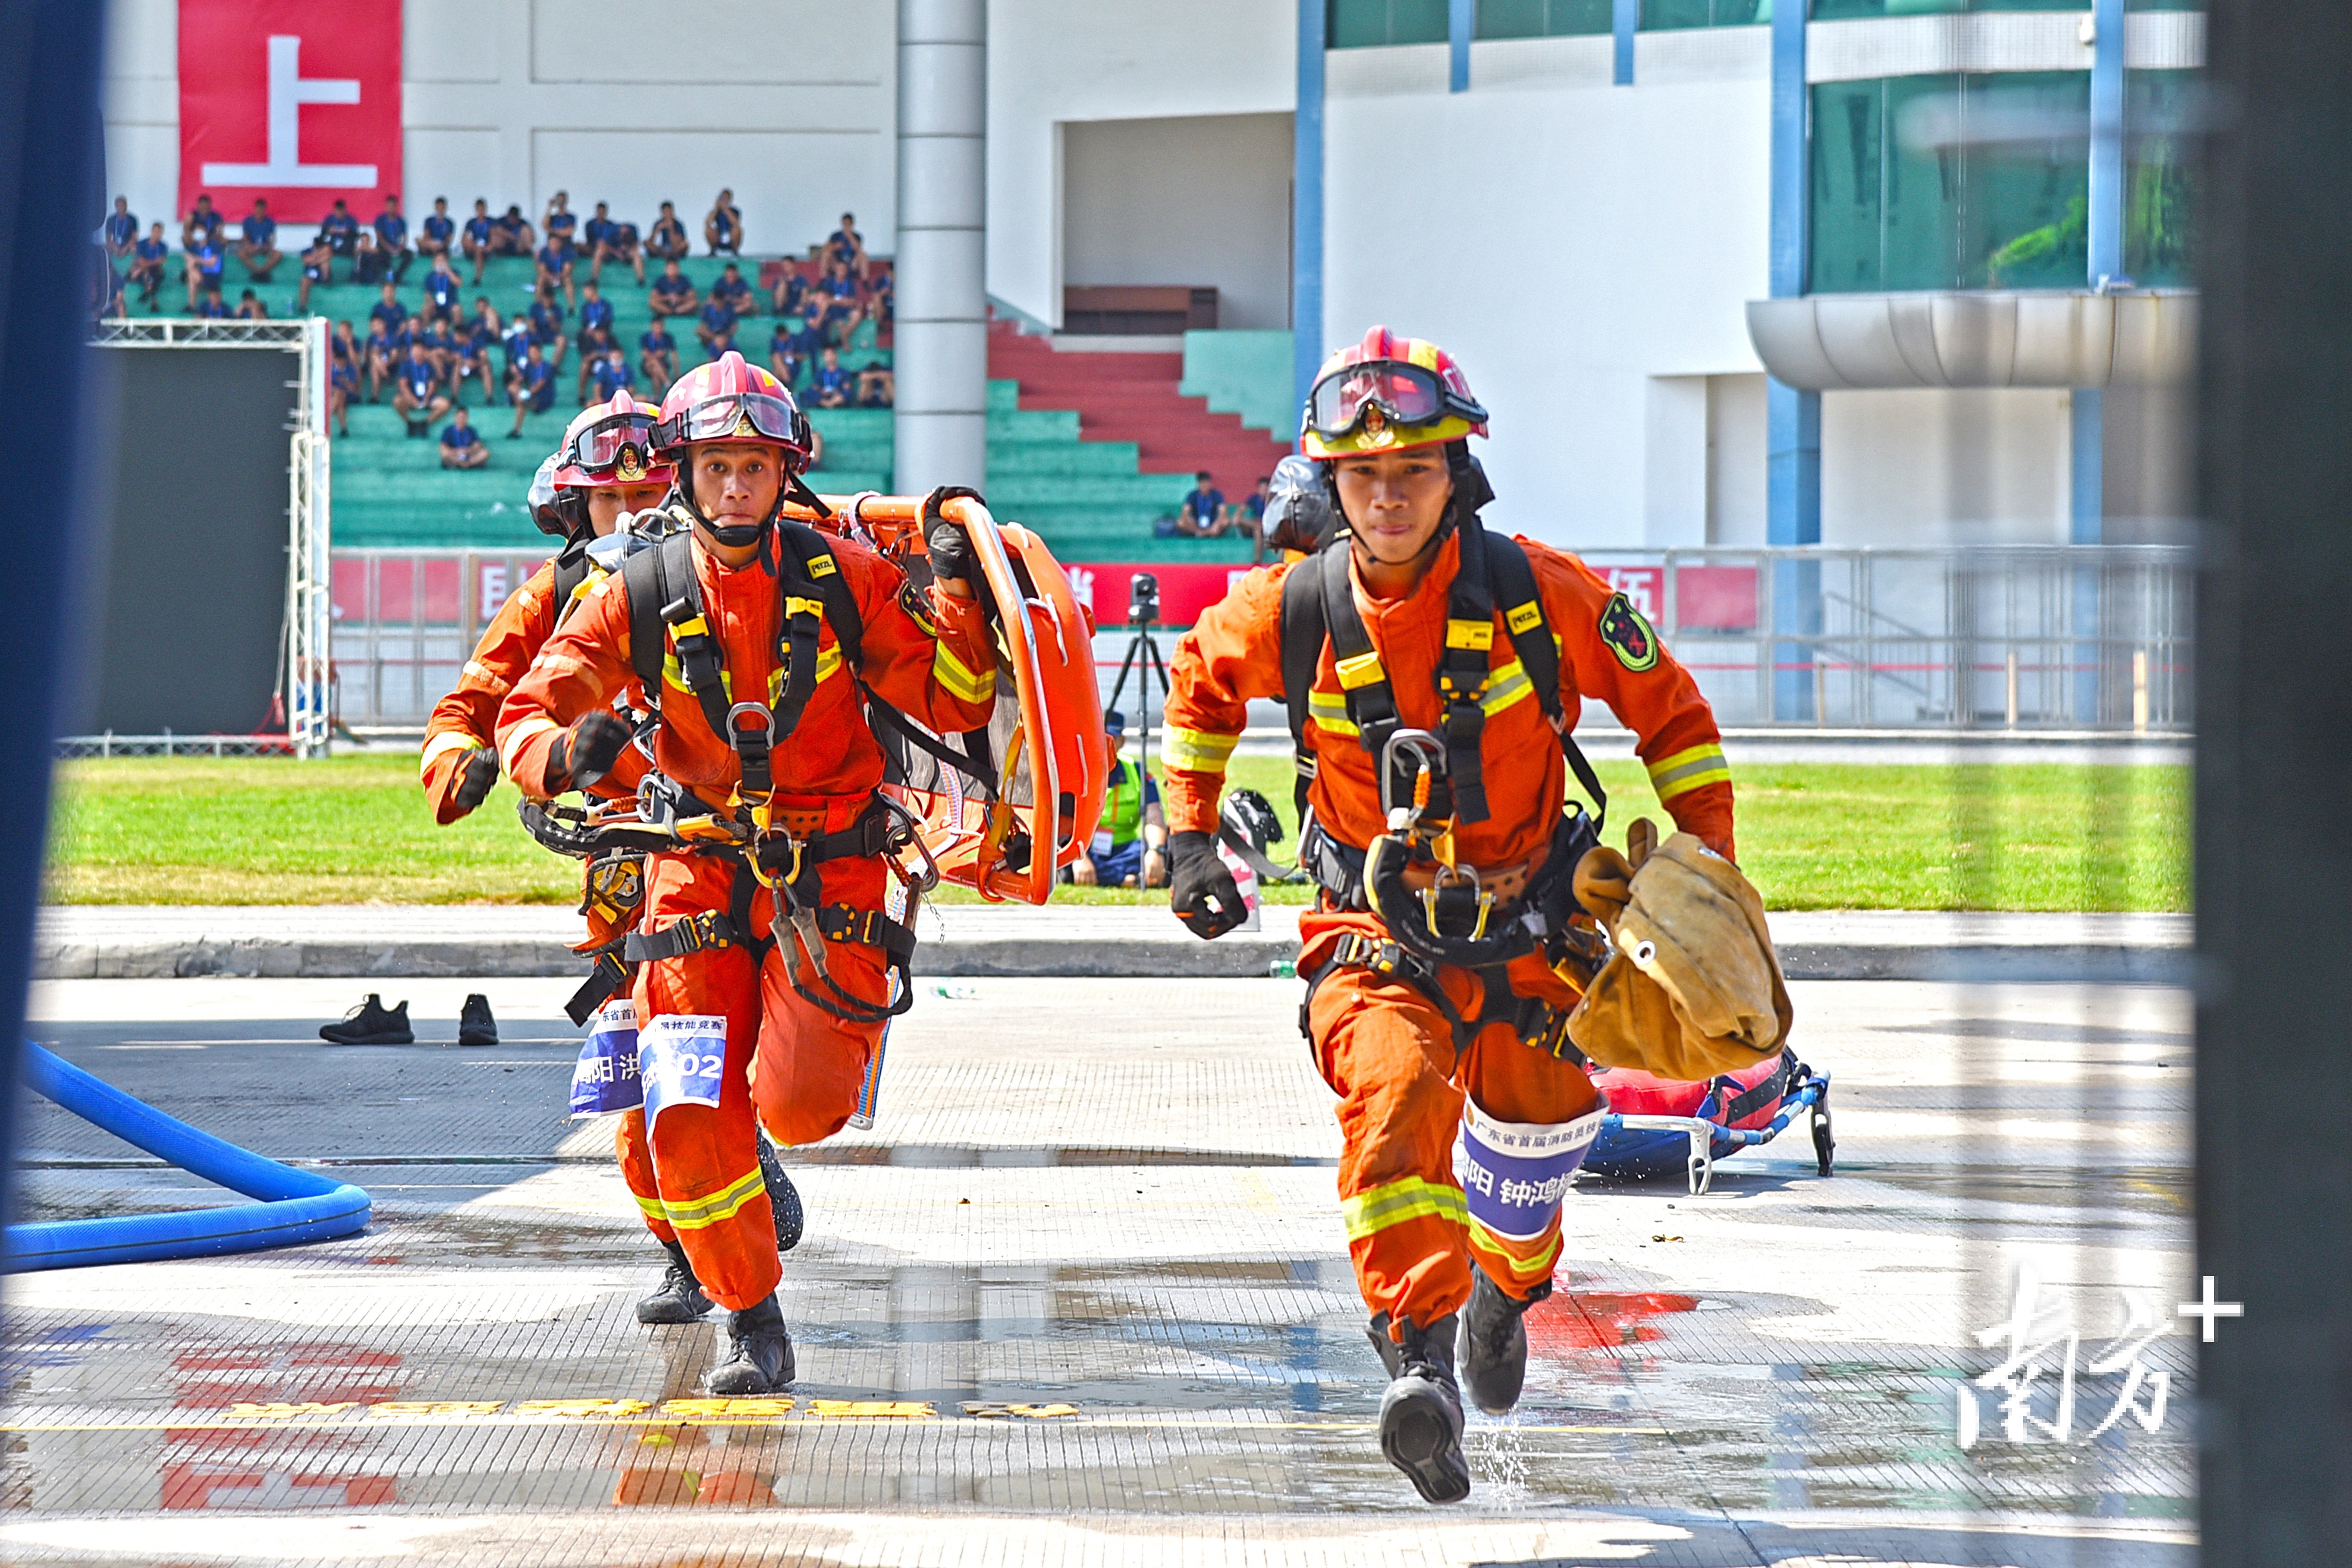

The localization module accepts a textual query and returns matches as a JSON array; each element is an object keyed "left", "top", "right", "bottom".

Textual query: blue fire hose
[{"left": 4, "top": 1042, "right": 371, "bottom": 1271}]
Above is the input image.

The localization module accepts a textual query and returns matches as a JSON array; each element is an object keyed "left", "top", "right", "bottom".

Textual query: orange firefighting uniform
[
  {"left": 497, "top": 533, "right": 997, "bottom": 1311},
  {"left": 1161, "top": 531, "right": 1734, "bottom": 1337},
  {"left": 419, "top": 553, "right": 648, "bottom": 822}
]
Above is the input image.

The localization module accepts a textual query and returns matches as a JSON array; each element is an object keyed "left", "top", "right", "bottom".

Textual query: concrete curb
[{"left": 34, "top": 934, "right": 2187, "bottom": 985}]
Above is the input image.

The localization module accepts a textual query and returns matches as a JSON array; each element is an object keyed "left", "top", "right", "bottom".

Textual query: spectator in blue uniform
[
  {"left": 1176, "top": 472, "right": 1228, "bottom": 538},
  {"left": 103, "top": 197, "right": 138, "bottom": 259},
  {"left": 704, "top": 188, "right": 742, "bottom": 255},
  {"left": 318, "top": 199, "right": 360, "bottom": 264},
  {"left": 129, "top": 222, "right": 168, "bottom": 308},
  {"left": 507, "top": 341, "right": 556, "bottom": 436},
  {"left": 695, "top": 296, "right": 738, "bottom": 356},
  {"left": 574, "top": 282, "right": 617, "bottom": 400},
  {"left": 295, "top": 232, "right": 333, "bottom": 312},
  {"left": 236, "top": 198, "right": 281, "bottom": 281},
  {"left": 462, "top": 199, "right": 496, "bottom": 282},
  {"left": 639, "top": 319, "right": 679, "bottom": 393},
  {"left": 650, "top": 257, "right": 698, "bottom": 321},
  {"left": 182, "top": 230, "right": 224, "bottom": 312},
  {"left": 369, "top": 281, "right": 408, "bottom": 338},
  {"left": 827, "top": 212, "right": 867, "bottom": 278},
  {"left": 647, "top": 200, "right": 689, "bottom": 262},
  {"left": 811, "top": 346, "right": 852, "bottom": 409},
  {"left": 451, "top": 310, "right": 496, "bottom": 404},
  {"left": 768, "top": 317, "right": 818, "bottom": 390},
  {"left": 491, "top": 205, "right": 534, "bottom": 257},
  {"left": 710, "top": 260, "right": 756, "bottom": 319},
  {"left": 362, "top": 318, "right": 400, "bottom": 403},
  {"left": 439, "top": 406, "right": 489, "bottom": 467},
  {"left": 419, "top": 197, "right": 456, "bottom": 263},
  {"left": 589, "top": 348, "right": 633, "bottom": 404},
  {"left": 181, "top": 195, "right": 225, "bottom": 254},
  {"left": 589, "top": 202, "right": 643, "bottom": 284},
  {"left": 527, "top": 284, "right": 569, "bottom": 370},
  {"left": 542, "top": 191, "right": 578, "bottom": 254},
  {"left": 394, "top": 341, "right": 451, "bottom": 432},
  {"left": 422, "top": 252, "right": 463, "bottom": 323},
  {"left": 235, "top": 288, "right": 269, "bottom": 320},
  {"left": 373, "top": 194, "right": 413, "bottom": 282}
]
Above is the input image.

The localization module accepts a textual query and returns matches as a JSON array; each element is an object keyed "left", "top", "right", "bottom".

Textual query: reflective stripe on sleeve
[
  {"left": 1647, "top": 742, "right": 1731, "bottom": 802},
  {"left": 661, "top": 1167, "right": 765, "bottom": 1231},
  {"left": 419, "top": 729, "right": 479, "bottom": 779},
  {"left": 1477, "top": 659, "right": 1533, "bottom": 718},
  {"left": 1161, "top": 726, "right": 1241, "bottom": 774},
  {"left": 1306, "top": 690, "right": 1359, "bottom": 739},
  {"left": 1340, "top": 1175, "right": 1468, "bottom": 1242},
  {"left": 500, "top": 715, "right": 561, "bottom": 779},
  {"left": 931, "top": 642, "right": 997, "bottom": 704},
  {"left": 458, "top": 658, "right": 513, "bottom": 697}
]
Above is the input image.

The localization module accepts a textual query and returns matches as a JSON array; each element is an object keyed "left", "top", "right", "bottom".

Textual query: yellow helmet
[{"left": 1300, "top": 326, "right": 1489, "bottom": 459}]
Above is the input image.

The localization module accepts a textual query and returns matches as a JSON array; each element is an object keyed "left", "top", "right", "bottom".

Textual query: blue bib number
[
  {"left": 569, "top": 998, "right": 642, "bottom": 1117},
  {"left": 638, "top": 1014, "right": 730, "bottom": 1132}
]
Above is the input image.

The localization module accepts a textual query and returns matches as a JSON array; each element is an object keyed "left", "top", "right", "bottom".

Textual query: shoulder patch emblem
[
  {"left": 1599, "top": 593, "right": 1660, "bottom": 672},
  {"left": 897, "top": 579, "right": 938, "bottom": 637}
]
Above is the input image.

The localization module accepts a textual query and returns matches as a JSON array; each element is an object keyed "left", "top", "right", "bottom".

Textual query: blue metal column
[
  {"left": 1767, "top": 0, "right": 1820, "bottom": 718},
  {"left": 1613, "top": 0, "right": 1638, "bottom": 85},
  {"left": 1293, "top": 0, "right": 1327, "bottom": 431},
  {"left": 2072, "top": 0, "right": 2126, "bottom": 719},
  {"left": 1450, "top": 0, "right": 1473, "bottom": 92}
]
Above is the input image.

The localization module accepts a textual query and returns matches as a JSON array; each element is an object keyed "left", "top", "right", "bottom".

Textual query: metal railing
[{"left": 326, "top": 544, "right": 2193, "bottom": 733}]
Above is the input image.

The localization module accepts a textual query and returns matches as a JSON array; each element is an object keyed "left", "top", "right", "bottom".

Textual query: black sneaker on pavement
[
  {"left": 458, "top": 992, "right": 498, "bottom": 1047},
  {"left": 320, "top": 994, "right": 413, "bottom": 1046}
]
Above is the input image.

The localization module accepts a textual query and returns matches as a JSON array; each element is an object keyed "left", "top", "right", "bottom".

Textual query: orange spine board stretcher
[{"left": 786, "top": 491, "right": 1107, "bottom": 906}]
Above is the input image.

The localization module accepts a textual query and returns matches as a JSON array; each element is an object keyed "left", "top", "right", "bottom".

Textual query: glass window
[
  {"left": 1329, "top": 0, "right": 1451, "bottom": 46},
  {"left": 1810, "top": 72, "right": 2094, "bottom": 293},
  {"left": 1477, "top": 0, "right": 1613, "bottom": 36},
  {"left": 1814, "top": 0, "right": 2089, "bottom": 17},
  {"left": 2125, "top": 70, "right": 2196, "bottom": 285},
  {"left": 1642, "top": 0, "right": 1765, "bottom": 27}
]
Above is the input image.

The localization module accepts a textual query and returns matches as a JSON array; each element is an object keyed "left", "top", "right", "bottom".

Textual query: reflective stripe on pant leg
[
  {"left": 1308, "top": 957, "right": 1478, "bottom": 1336},
  {"left": 637, "top": 851, "right": 778, "bottom": 1312},
  {"left": 614, "top": 1108, "right": 674, "bottom": 1244}
]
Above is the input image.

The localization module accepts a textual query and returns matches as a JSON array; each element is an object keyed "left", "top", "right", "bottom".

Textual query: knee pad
[
  {"left": 1453, "top": 1098, "right": 1604, "bottom": 1240},
  {"left": 638, "top": 1013, "right": 730, "bottom": 1132},
  {"left": 569, "top": 996, "right": 643, "bottom": 1117}
]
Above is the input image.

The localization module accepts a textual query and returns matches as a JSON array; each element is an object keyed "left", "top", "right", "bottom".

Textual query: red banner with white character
[{"left": 178, "top": 0, "right": 402, "bottom": 225}]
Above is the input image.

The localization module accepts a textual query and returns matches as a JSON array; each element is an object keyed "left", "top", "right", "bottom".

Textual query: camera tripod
[{"left": 1103, "top": 607, "right": 1172, "bottom": 774}]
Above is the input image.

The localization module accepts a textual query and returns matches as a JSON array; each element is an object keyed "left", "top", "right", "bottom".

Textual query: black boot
[
  {"left": 705, "top": 1294, "right": 795, "bottom": 1394},
  {"left": 458, "top": 992, "right": 498, "bottom": 1047},
  {"left": 321, "top": 994, "right": 413, "bottom": 1045},
  {"left": 1457, "top": 1265, "right": 1548, "bottom": 1415},
  {"left": 1367, "top": 1311, "right": 1470, "bottom": 1504},
  {"left": 635, "top": 1239, "right": 713, "bottom": 1324},
  {"left": 759, "top": 1136, "right": 804, "bottom": 1253}
]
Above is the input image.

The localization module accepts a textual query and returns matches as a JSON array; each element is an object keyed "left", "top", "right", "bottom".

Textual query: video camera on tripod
[{"left": 1128, "top": 570, "right": 1160, "bottom": 627}]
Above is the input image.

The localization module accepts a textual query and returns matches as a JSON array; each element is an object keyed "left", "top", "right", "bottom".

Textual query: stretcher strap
[{"left": 564, "top": 944, "right": 633, "bottom": 1027}]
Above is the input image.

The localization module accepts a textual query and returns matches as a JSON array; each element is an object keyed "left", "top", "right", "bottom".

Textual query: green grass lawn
[{"left": 42, "top": 753, "right": 2187, "bottom": 911}]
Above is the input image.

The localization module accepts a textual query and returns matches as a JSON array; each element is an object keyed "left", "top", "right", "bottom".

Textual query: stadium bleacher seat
[{"left": 125, "top": 248, "right": 1251, "bottom": 564}]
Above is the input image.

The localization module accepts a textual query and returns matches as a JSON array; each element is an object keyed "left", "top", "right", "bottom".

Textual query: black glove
[
  {"left": 544, "top": 711, "right": 631, "bottom": 794},
  {"left": 453, "top": 746, "right": 500, "bottom": 813},
  {"left": 922, "top": 485, "right": 985, "bottom": 589},
  {"left": 1168, "top": 829, "right": 1246, "bottom": 940}
]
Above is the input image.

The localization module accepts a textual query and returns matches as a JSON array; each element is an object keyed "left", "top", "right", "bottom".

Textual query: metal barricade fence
[{"left": 329, "top": 545, "right": 2193, "bottom": 733}]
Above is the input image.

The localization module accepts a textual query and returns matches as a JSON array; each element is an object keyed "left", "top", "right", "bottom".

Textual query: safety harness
[{"left": 1277, "top": 510, "right": 1611, "bottom": 1058}]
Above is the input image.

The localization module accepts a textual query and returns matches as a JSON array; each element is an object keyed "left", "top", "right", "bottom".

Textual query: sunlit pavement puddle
[{"left": 4, "top": 978, "right": 2196, "bottom": 1565}]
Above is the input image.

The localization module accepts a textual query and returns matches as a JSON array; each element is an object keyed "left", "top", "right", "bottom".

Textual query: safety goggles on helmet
[
  {"left": 650, "top": 391, "right": 807, "bottom": 458},
  {"left": 561, "top": 410, "right": 665, "bottom": 485},
  {"left": 1304, "top": 360, "right": 1487, "bottom": 443}
]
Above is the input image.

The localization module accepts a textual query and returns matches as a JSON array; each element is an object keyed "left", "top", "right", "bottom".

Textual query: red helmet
[
  {"left": 651, "top": 351, "right": 812, "bottom": 471},
  {"left": 552, "top": 391, "right": 674, "bottom": 490},
  {"left": 1301, "top": 326, "right": 1489, "bottom": 460}
]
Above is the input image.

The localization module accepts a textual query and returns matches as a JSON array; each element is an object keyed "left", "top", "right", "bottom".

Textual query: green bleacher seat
[{"left": 128, "top": 249, "right": 1248, "bottom": 564}]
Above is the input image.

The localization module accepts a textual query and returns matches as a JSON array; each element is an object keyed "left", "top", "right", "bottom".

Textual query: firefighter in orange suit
[
  {"left": 498, "top": 352, "right": 998, "bottom": 1394},
  {"left": 417, "top": 392, "right": 672, "bottom": 824},
  {"left": 1160, "top": 328, "right": 1734, "bottom": 1503},
  {"left": 419, "top": 392, "right": 808, "bottom": 1333}
]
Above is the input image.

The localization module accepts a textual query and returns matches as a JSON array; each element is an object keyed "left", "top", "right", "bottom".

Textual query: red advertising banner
[
  {"left": 178, "top": 0, "right": 403, "bottom": 225},
  {"left": 1062, "top": 563, "right": 1257, "bottom": 629}
]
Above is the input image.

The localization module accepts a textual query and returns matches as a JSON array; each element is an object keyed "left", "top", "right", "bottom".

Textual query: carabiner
[{"left": 1378, "top": 728, "right": 1447, "bottom": 832}]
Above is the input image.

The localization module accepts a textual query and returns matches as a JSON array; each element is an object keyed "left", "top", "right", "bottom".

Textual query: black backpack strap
[
  {"left": 1438, "top": 514, "right": 1497, "bottom": 824},
  {"left": 1316, "top": 542, "right": 1405, "bottom": 793},
  {"left": 1485, "top": 532, "right": 1607, "bottom": 824},
  {"left": 626, "top": 531, "right": 736, "bottom": 769},
  {"left": 1277, "top": 554, "right": 1327, "bottom": 822},
  {"left": 550, "top": 537, "right": 594, "bottom": 624}
]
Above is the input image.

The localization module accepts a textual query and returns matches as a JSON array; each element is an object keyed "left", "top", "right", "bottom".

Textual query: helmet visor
[
  {"left": 1305, "top": 361, "right": 1482, "bottom": 442},
  {"left": 563, "top": 411, "right": 663, "bottom": 482},
  {"left": 652, "top": 391, "right": 803, "bottom": 453}
]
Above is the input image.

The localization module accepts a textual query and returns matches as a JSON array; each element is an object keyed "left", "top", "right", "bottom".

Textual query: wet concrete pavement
[{"left": 3, "top": 976, "right": 2196, "bottom": 1565}]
